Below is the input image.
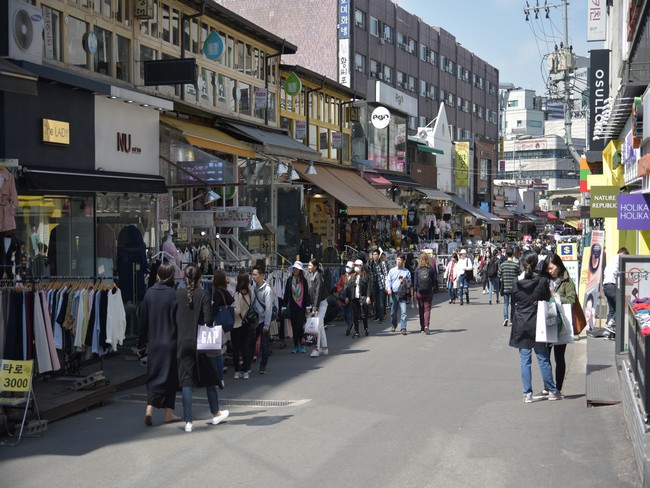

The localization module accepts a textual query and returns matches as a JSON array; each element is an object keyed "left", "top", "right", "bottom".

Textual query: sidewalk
[{"left": 2, "top": 283, "right": 643, "bottom": 486}]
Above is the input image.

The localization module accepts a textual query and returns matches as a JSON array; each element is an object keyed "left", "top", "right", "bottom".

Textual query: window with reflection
[
  {"left": 93, "top": 26, "right": 112, "bottom": 76},
  {"left": 67, "top": 17, "right": 88, "bottom": 68},
  {"left": 116, "top": 36, "right": 130, "bottom": 81}
]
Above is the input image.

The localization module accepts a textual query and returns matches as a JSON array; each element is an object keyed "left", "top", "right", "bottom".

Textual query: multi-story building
[
  {"left": 500, "top": 89, "right": 545, "bottom": 139},
  {"left": 215, "top": 0, "right": 500, "bottom": 209}
]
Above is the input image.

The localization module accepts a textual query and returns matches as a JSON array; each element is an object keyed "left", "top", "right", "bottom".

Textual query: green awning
[{"left": 417, "top": 144, "right": 444, "bottom": 155}]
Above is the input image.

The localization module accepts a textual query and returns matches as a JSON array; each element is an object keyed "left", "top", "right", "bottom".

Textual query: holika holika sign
[{"left": 618, "top": 194, "right": 650, "bottom": 230}]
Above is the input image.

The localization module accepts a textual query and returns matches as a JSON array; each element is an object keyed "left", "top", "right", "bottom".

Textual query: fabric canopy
[
  {"left": 295, "top": 162, "right": 402, "bottom": 215},
  {"left": 448, "top": 194, "right": 503, "bottom": 224},
  {"left": 562, "top": 219, "right": 581, "bottom": 230},
  {"left": 0, "top": 59, "right": 37, "bottom": 96},
  {"left": 417, "top": 188, "right": 451, "bottom": 201},
  {"left": 383, "top": 173, "right": 421, "bottom": 187},
  {"left": 20, "top": 166, "right": 168, "bottom": 194},
  {"left": 363, "top": 172, "right": 392, "bottom": 189},
  {"left": 416, "top": 144, "right": 444, "bottom": 155},
  {"left": 161, "top": 116, "right": 255, "bottom": 158},
  {"left": 225, "top": 122, "right": 321, "bottom": 161}
]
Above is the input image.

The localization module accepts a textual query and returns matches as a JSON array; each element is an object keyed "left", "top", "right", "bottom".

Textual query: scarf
[{"left": 292, "top": 276, "right": 304, "bottom": 307}]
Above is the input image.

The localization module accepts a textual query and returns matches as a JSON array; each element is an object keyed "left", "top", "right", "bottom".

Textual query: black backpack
[
  {"left": 397, "top": 278, "right": 411, "bottom": 301},
  {"left": 416, "top": 266, "right": 433, "bottom": 293}
]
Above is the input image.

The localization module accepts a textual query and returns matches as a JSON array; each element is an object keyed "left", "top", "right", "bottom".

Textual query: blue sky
[{"left": 397, "top": 0, "right": 600, "bottom": 96}]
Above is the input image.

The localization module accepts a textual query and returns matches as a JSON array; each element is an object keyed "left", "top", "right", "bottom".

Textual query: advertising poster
[{"left": 580, "top": 230, "right": 605, "bottom": 331}]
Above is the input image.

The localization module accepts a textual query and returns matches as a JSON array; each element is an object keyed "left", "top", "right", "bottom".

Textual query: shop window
[
  {"left": 67, "top": 17, "right": 88, "bottom": 69},
  {"left": 191, "top": 19, "right": 199, "bottom": 54},
  {"left": 319, "top": 127, "right": 328, "bottom": 158},
  {"left": 245, "top": 43, "right": 253, "bottom": 76},
  {"left": 236, "top": 40, "right": 245, "bottom": 72},
  {"left": 139, "top": 45, "right": 156, "bottom": 84},
  {"left": 226, "top": 36, "right": 234, "bottom": 69},
  {"left": 172, "top": 9, "right": 180, "bottom": 45},
  {"left": 309, "top": 124, "right": 317, "bottom": 151},
  {"left": 238, "top": 81, "right": 251, "bottom": 115},
  {"left": 199, "top": 68, "right": 214, "bottom": 105},
  {"left": 267, "top": 92, "right": 276, "bottom": 123},
  {"left": 42, "top": 5, "right": 63, "bottom": 62},
  {"left": 116, "top": 36, "right": 130, "bottom": 81},
  {"left": 162, "top": 4, "right": 170, "bottom": 42},
  {"left": 268, "top": 56, "right": 277, "bottom": 85},
  {"left": 252, "top": 48, "right": 260, "bottom": 78},
  {"left": 93, "top": 27, "right": 112, "bottom": 76},
  {"left": 200, "top": 23, "right": 208, "bottom": 56},
  {"left": 115, "top": 0, "right": 130, "bottom": 26},
  {"left": 216, "top": 74, "right": 235, "bottom": 110},
  {"left": 253, "top": 85, "right": 266, "bottom": 120}
]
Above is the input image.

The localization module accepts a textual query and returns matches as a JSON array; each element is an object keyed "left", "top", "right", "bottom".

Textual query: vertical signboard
[
  {"left": 338, "top": 0, "right": 351, "bottom": 87},
  {"left": 455, "top": 141, "right": 469, "bottom": 188},
  {"left": 587, "top": 0, "right": 606, "bottom": 42},
  {"left": 588, "top": 49, "right": 610, "bottom": 153}
]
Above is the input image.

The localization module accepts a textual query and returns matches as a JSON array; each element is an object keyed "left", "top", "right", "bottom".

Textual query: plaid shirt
[{"left": 369, "top": 259, "right": 388, "bottom": 290}]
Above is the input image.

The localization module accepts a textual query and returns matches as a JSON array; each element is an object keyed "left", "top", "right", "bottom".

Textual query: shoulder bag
[{"left": 214, "top": 289, "right": 235, "bottom": 333}]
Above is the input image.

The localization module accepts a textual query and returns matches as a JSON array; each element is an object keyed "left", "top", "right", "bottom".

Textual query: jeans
[
  {"left": 458, "top": 275, "right": 469, "bottom": 303},
  {"left": 390, "top": 294, "right": 408, "bottom": 330},
  {"left": 519, "top": 345, "right": 557, "bottom": 395},
  {"left": 488, "top": 276, "right": 500, "bottom": 303},
  {"left": 182, "top": 385, "right": 220, "bottom": 422},
  {"left": 448, "top": 281, "right": 457, "bottom": 301},
  {"left": 372, "top": 282, "right": 386, "bottom": 320},
  {"left": 503, "top": 293, "right": 515, "bottom": 323},
  {"left": 248, "top": 323, "right": 270, "bottom": 370},
  {"left": 417, "top": 293, "right": 432, "bottom": 330},
  {"left": 213, "top": 354, "right": 224, "bottom": 383},
  {"left": 603, "top": 283, "right": 617, "bottom": 325}
]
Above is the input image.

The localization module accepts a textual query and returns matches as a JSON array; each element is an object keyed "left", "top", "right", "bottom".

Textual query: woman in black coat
[
  {"left": 176, "top": 263, "right": 229, "bottom": 432},
  {"left": 137, "top": 263, "right": 180, "bottom": 426},
  {"left": 509, "top": 250, "right": 560, "bottom": 403},
  {"left": 283, "top": 261, "right": 311, "bottom": 354},
  {"left": 345, "top": 259, "right": 373, "bottom": 338},
  {"left": 211, "top": 269, "right": 233, "bottom": 387}
]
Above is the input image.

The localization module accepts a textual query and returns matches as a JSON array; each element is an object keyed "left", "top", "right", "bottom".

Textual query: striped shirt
[{"left": 498, "top": 259, "right": 520, "bottom": 295}]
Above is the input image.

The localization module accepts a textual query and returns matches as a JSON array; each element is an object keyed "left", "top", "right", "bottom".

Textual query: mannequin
[
  {"left": 0, "top": 166, "right": 18, "bottom": 278},
  {"left": 162, "top": 231, "right": 183, "bottom": 280}
]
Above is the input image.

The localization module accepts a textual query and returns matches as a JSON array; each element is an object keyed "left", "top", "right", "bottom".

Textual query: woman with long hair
[
  {"left": 413, "top": 251, "right": 435, "bottom": 334},
  {"left": 444, "top": 253, "right": 459, "bottom": 304},
  {"left": 232, "top": 271, "right": 254, "bottom": 378},
  {"left": 306, "top": 258, "right": 329, "bottom": 356},
  {"left": 137, "top": 263, "right": 181, "bottom": 426},
  {"left": 176, "top": 263, "right": 229, "bottom": 432},
  {"left": 283, "top": 261, "right": 311, "bottom": 353},
  {"left": 541, "top": 253, "right": 577, "bottom": 397},
  {"left": 211, "top": 269, "right": 232, "bottom": 387},
  {"left": 510, "top": 250, "right": 561, "bottom": 403}
]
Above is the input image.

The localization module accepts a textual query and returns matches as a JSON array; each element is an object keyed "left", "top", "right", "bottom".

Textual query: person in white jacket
[
  {"left": 455, "top": 249, "right": 473, "bottom": 305},
  {"left": 444, "top": 253, "right": 459, "bottom": 304}
]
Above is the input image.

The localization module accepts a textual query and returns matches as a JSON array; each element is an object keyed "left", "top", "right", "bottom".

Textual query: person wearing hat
[
  {"left": 345, "top": 258, "right": 373, "bottom": 338},
  {"left": 455, "top": 249, "right": 473, "bottom": 306},
  {"left": 337, "top": 261, "right": 356, "bottom": 335},
  {"left": 306, "top": 258, "right": 329, "bottom": 357},
  {"left": 282, "top": 261, "right": 312, "bottom": 353},
  {"left": 370, "top": 248, "right": 389, "bottom": 322}
]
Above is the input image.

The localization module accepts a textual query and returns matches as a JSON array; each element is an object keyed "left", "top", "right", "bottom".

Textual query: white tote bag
[{"left": 535, "top": 300, "right": 558, "bottom": 343}]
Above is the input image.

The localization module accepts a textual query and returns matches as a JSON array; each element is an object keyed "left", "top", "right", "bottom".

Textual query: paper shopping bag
[
  {"left": 557, "top": 303, "right": 575, "bottom": 344},
  {"left": 536, "top": 300, "right": 558, "bottom": 343},
  {"left": 304, "top": 316, "right": 320, "bottom": 335}
]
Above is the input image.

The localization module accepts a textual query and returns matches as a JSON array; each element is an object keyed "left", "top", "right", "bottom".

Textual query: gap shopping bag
[
  {"left": 196, "top": 324, "right": 223, "bottom": 352},
  {"left": 535, "top": 300, "right": 558, "bottom": 343}
]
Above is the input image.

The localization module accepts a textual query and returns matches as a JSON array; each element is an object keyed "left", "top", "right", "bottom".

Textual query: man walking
[
  {"left": 386, "top": 254, "right": 412, "bottom": 335},
  {"left": 498, "top": 247, "right": 520, "bottom": 327},
  {"left": 251, "top": 265, "right": 274, "bottom": 374},
  {"left": 369, "top": 248, "right": 388, "bottom": 322}
]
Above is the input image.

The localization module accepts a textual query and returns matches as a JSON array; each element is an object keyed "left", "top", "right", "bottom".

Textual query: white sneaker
[
  {"left": 321, "top": 348, "right": 329, "bottom": 356},
  {"left": 523, "top": 393, "right": 533, "bottom": 403},
  {"left": 184, "top": 422, "right": 193, "bottom": 432},
  {"left": 212, "top": 410, "right": 229, "bottom": 425},
  {"left": 548, "top": 391, "right": 563, "bottom": 401},
  {"left": 482, "top": 290, "right": 486, "bottom": 295},
  {"left": 310, "top": 349, "right": 319, "bottom": 357},
  {"left": 234, "top": 371, "right": 242, "bottom": 379},
  {"left": 243, "top": 372, "right": 250, "bottom": 379}
]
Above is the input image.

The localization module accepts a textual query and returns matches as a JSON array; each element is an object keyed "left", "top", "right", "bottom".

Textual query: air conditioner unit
[{"left": 3, "top": 0, "right": 44, "bottom": 65}]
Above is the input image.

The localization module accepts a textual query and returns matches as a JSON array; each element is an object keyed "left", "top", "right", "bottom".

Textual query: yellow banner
[
  {"left": 42, "top": 119, "right": 70, "bottom": 145},
  {"left": 455, "top": 141, "right": 469, "bottom": 187}
]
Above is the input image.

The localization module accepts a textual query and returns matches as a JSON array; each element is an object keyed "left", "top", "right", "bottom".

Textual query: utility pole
[{"left": 524, "top": 1, "right": 581, "bottom": 171}]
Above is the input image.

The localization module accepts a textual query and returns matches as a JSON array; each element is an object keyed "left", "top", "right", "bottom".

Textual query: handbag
[
  {"left": 241, "top": 294, "right": 259, "bottom": 327},
  {"left": 214, "top": 290, "right": 235, "bottom": 333},
  {"left": 464, "top": 269, "right": 474, "bottom": 281},
  {"left": 571, "top": 300, "right": 587, "bottom": 335},
  {"left": 535, "top": 300, "right": 558, "bottom": 343},
  {"left": 196, "top": 324, "right": 222, "bottom": 352}
]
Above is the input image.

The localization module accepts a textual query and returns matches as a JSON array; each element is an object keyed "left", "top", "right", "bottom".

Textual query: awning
[
  {"left": 363, "top": 172, "right": 392, "bottom": 189},
  {"left": 416, "top": 188, "right": 451, "bottom": 201},
  {"left": 562, "top": 219, "right": 581, "bottom": 230},
  {"left": 295, "top": 162, "right": 402, "bottom": 215},
  {"left": 514, "top": 215, "right": 534, "bottom": 223},
  {"left": 523, "top": 213, "right": 544, "bottom": 222},
  {"left": 0, "top": 59, "right": 37, "bottom": 96},
  {"left": 20, "top": 166, "right": 168, "bottom": 194},
  {"left": 161, "top": 116, "right": 255, "bottom": 158},
  {"left": 448, "top": 194, "right": 503, "bottom": 224},
  {"left": 537, "top": 211, "right": 558, "bottom": 220},
  {"left": 383, "top": 173, "right": 421, "bottom": 187},
  {"left": 493, "top": 207, "right": 515, "bottom": 218},
  {"left": 416, "top": 144, "right": 444, "bottom": 155},
  {"left": 225, "top": 122, "right": 321, "bottom": 161}
]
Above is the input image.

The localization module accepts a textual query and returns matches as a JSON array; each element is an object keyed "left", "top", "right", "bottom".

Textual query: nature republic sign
[{"left": 590, "top": 186, "right": 618, "bottom": 218}]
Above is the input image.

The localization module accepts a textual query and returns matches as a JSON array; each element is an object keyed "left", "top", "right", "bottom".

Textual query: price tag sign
[{"left": 0, "top": 360, "right": 32, "bottom": 392}]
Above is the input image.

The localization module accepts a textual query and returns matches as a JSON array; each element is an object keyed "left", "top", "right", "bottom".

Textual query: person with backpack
[
  {"left": 385, "top": 253, "right": 412, "bottom": 335},
  {"left": 413, "top": 251, "right": 435, "bottom": 334},
  {"left": 485, "top": 249, "right": 501, "bottom": 305}
]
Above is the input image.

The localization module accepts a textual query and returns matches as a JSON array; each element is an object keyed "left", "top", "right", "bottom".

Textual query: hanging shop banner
[
  {"left": 371, "top": 106, "right": 391, "bottom": 129},
  {"left": 455, "top": 141, "right": 469, "bottom": 188},
  {"left": 180, "top": 211, "right": 213, "bottom": 228},
  {"left": 203, "top": 31, "right": 224, "bottom": 61},
  {"left": 590, "top": 186, "right": 619, "bottom": 218},
  {"left": 618, "top": 194, "right": 650, "bottom": 230},
  {"left": 587, "top": 0, "right": 606, "bottom": 42},
  {"left": 214, "top": 206, "right": 257, "bottom": 228},
  {"left": 285, "top": 72, "right": 302, "bottom": 97},
  {"left": 338, "top": 0, "right": 351, "bottom": 86},
  {"left": 588, "top": 49, "right": 610, "bottom": 153}
]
